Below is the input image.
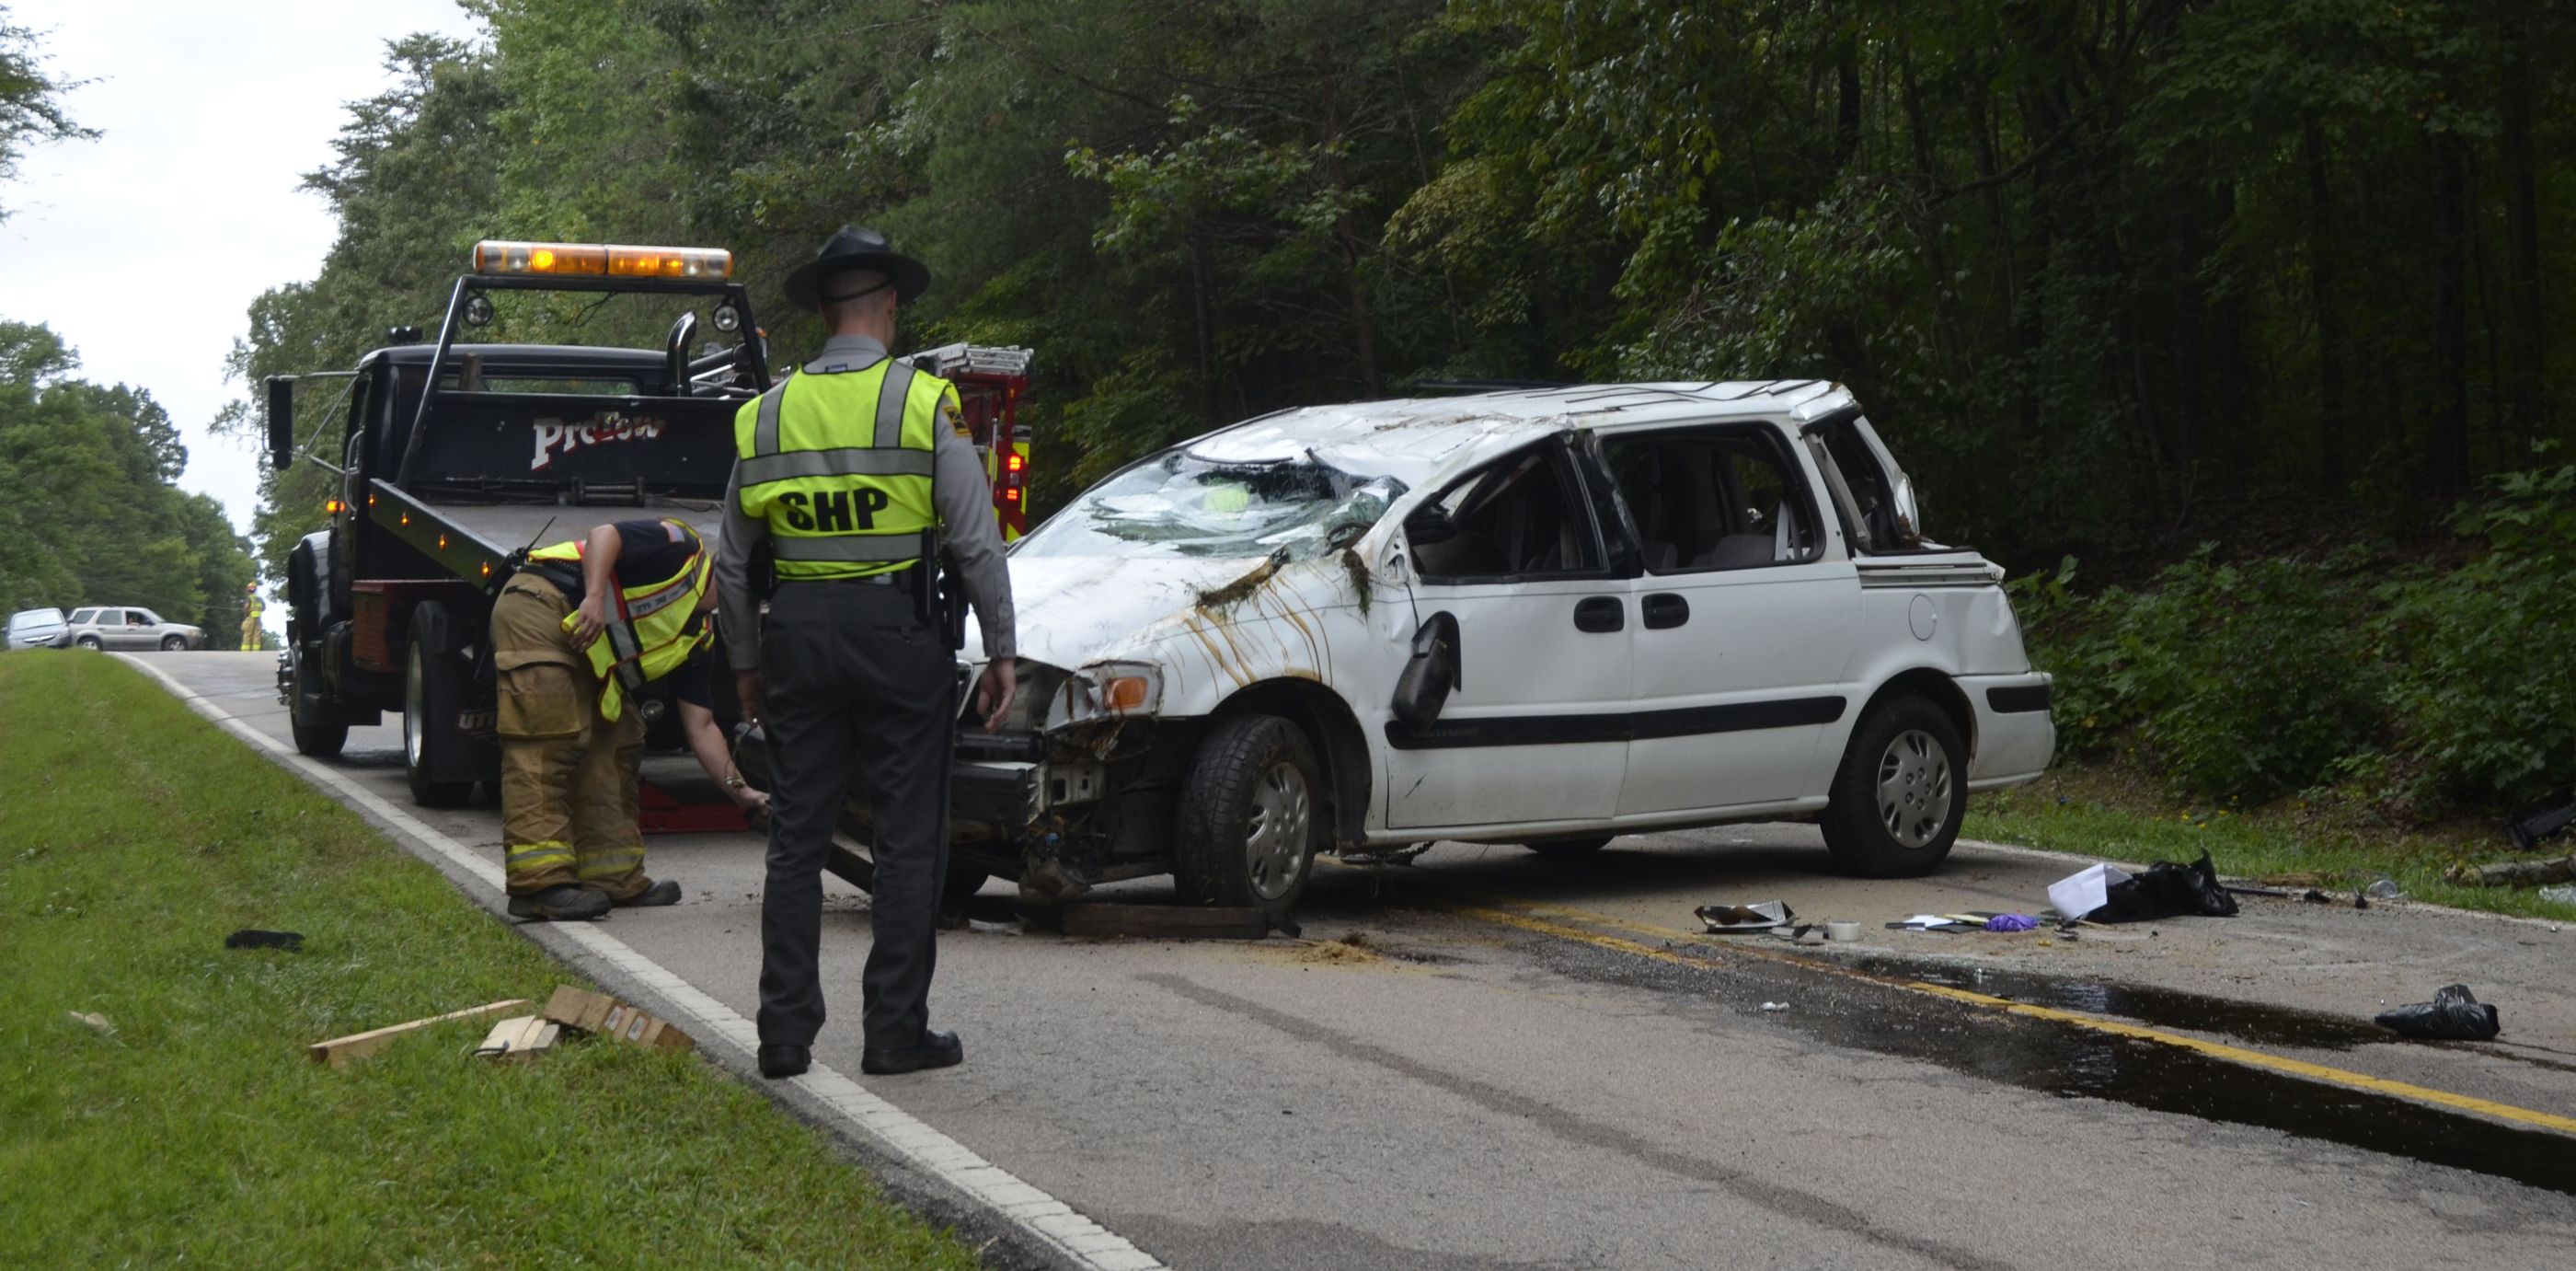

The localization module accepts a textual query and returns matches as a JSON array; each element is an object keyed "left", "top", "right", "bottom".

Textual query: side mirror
[
  {"left": 1404, "top": 503, "right": 1460, "bottom": 547},
  {"left": 264, "top": 376, "right": 294, "bottom": 471},
  {"left": 1390, "top": 611, "right": 1462, "bottom": 727}
]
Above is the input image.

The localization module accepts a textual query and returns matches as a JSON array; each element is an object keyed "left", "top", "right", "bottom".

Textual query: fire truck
[{"left": 909, "top": 341, "right": 1034, "bottom": 539}]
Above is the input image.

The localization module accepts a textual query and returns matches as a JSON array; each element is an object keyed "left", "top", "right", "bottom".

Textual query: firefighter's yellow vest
[
  {"left": 731, "top": 355, "right": 948, "bottom": 580},
  {"left": 527, "top": 530, "right": 713, "bottom": 722}
]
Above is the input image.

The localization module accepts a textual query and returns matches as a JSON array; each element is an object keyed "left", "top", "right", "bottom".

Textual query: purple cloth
[{"left": 1984, "top": 914, "right": 2040, "bottom": 932}]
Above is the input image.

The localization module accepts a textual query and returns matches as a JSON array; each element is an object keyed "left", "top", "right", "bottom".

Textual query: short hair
[{"left": 819, "top": 270, "right": 895, "bottom": 324}]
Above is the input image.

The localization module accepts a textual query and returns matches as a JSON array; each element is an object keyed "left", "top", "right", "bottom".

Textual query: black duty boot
[
  {"left": 506, "top": 884, "right": 611, "bottom": 921},
  {"left": 862, "top": 1029, "right": 964, "bottom": 1076},
  {"left": 758, "top": 1045, "right": 811, "bottom": 1080},
  {"left": 613, "top": 879, "right": 682, "bottom": 907}
]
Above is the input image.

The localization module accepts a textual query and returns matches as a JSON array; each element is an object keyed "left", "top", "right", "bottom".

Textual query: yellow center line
[{"left": 1441, "top": 898, "right": 2576, "bottom": 1138}]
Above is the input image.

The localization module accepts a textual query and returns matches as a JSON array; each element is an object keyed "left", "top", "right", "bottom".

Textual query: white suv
[
  {"left": 810, "top": 381, "right": 2054, "bottom": 909},
  {"left": 63, "top": 607, "right": 206, "bottom": 652}
]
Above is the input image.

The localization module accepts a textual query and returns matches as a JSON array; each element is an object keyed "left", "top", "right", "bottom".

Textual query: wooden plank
[
  {"left": 309, "top": 998, "right": 531, "bottom": 1068},
  {"left": 1060, "top": 903, "right": 1271, "bottom": 941},
  {"left": 826, "top": 839, "right": 877, "bottom": 891},
  {"left": 473, "top": 1015, "right": 562, "bottom": 1062},
  {"left": 541, "top": 985, "right": 619, "bottom": 1034},
  {"left": 542, "top": 985, "right": 695, "bottom": 1055}
]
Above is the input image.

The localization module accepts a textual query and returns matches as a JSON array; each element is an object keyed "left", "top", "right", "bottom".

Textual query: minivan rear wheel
[
  {"left": 1173, "top": 713, "right": 1321, "bottom": 910},
  {"left": 1821, "top": 696, "right": 1966, "bottom": 878}
]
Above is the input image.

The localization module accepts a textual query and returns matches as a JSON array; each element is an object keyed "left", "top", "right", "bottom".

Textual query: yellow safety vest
[
  {"left": 731, "top": 355, "right": 948, "bottom": 580},
  {"left": 527, "top": 529, "right": 714, "bottom": 722}
]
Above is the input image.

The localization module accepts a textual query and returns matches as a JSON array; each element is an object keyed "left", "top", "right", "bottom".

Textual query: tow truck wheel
[
  {"left": 1820, "top": 696, "right": 1966, "bottom": 879},
  {"left": 287, "top": 649, "right": 347, "bottom": 759},
  {"left": 1173, "top": 713, "right": 1321, "bottom": 910},
  {"left": 404, "top": 605, "right": 476, "bottom": 808}
]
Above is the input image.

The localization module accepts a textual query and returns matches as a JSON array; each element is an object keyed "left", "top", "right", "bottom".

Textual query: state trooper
[{"left": 716, "top": 226, "right": 1017, "bottom": 1080}]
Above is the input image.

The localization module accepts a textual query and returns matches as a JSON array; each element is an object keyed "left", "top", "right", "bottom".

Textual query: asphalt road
[{"left": 141, "top": 653, "right": 2576, "bottom": 1269}]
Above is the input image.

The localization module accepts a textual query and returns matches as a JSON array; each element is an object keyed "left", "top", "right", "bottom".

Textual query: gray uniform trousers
[{"left": 757, "top": 578, "right": 957, "bottom": 1049}]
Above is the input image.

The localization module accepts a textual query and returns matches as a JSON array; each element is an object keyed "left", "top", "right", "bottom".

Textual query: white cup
[{"left": 1825, "top": 920, "right": 1862, "bottom": 942}]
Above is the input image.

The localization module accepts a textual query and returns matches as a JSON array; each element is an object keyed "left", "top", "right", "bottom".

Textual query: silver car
[
  {"left": 6, "top": 607, "right": 68, "bottom": 651},
  {"left": 63, "top": 606, "right": 205, "bottom": 652}
]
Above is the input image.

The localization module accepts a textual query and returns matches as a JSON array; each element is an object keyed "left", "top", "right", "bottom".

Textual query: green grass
[
  {"left": 1968, "top": 765, "right": 2576, "bottom": 922},
  {"left": 0, "top": 654, "right": 983, "bottom": 1269}
]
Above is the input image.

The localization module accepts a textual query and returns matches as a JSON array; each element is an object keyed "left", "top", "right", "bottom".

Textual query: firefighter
[
  {"left": 715, "top": 225, "right": 1017, "bottom": 1080},
  {"left": 494, "top": 517, "right": 763, "bottom": 920},
  {"left": 239, "top": 583, "right": 264, "bottom": 652}
]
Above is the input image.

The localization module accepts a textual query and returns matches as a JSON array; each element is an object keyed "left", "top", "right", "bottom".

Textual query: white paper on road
[{"left": 2048, "top": 863, "right": 2133, "bottom": 920}]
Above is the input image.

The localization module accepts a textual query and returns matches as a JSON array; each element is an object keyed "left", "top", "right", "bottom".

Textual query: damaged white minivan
[{"left": 848, "top": 381, "right": 2053, "bottom": 909}]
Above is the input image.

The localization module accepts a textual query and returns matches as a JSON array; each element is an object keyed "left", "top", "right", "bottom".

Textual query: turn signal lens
[
  {"left": 1101, "top": 676, "right": 1151, "bottom": 711},
  {"left": 324, "top": 499, "right": 343, "bottom": 514},
  {"left": 471, "top": 240, "right": 732, "bottom": 279}
]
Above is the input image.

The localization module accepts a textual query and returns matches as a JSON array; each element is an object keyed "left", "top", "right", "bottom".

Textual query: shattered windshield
[{"left": 1018, "top": 448, "right": 1405, "bottom": 560}]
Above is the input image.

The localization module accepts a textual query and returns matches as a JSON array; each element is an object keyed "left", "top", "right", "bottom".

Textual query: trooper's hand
[
  {"left": 570, "top": 595, "right": 610, "bottom": 647},
  {"left": 976, "top": 657, "right": 1018, "bottom": 733},
  {"left": 735, "top": 670, "right": 765, "bottom": 727},
  {"left": 732, "top": 785, "right": 772, "bottom": 815}
]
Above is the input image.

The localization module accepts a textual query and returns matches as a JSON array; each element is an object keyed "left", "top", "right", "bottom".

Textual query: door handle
[
  {"left": 1573, "top": 596, "right": 1625, "bottom": 633},
  {"left": 1642, "top": 593, "right": 1690, "bottom": 630}
]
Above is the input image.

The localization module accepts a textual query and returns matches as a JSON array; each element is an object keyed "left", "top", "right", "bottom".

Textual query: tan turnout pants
[{"left": 490, "top": 575, "right": 649, "bottom": 899}]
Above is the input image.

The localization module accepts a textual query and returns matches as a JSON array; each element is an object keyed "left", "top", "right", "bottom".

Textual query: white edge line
[{"left": 118, "top": 654, "right": 1167, "bottom": 1271}]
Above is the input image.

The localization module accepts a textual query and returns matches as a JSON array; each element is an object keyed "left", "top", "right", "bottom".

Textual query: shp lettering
[
  {"left": 531, "top": 413, "right": 666, "bottom": 471},
  {"left": 777, "top": 488, "right": 891, "bottom": 531}
]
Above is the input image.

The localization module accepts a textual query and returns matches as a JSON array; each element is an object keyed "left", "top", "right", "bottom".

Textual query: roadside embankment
[{"left": 0, "top": 653, "right": 979, "bottom": 1267}]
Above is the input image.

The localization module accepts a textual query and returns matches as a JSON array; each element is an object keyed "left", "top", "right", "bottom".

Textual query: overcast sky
[{"left": 1, "top": 0, "right": 487, "bottom": 538}]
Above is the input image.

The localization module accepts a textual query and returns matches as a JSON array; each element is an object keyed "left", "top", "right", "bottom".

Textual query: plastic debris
[
  {"left": 2537, "top": 884, "right": 2576, "bottom": 905},
  {"left": 2088, "top": 851, "right": 2238, "bottom": 923},
  {"left": 1984, "top": 914, "right": 2040, "bottom": 932},
  {"left": 2363, "top": 879, "right": 2404, "bottom": 902},
  {"left": 2047, "top": 864, "right": 2132, "bottom": 923},
  {"left": 224, "top": 929, "right": 305, "bottom": 951},
  {"left": 69, "top": 1011, "right": 115, "bottom": 1037},
  {"left": 2375, "top": 984, "right": 2501, "bottom": 1041},
  {"left": 1760, "top": 1001, "right": 1788, "bottom": 1012},
  {"left": 1696, "top": 901, "right": 1791, "bottom": 933}
]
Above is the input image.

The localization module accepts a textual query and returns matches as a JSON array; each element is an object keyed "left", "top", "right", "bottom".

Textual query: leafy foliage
[{"left": 0, "top": 324, "right": 255, "bottom": 641}]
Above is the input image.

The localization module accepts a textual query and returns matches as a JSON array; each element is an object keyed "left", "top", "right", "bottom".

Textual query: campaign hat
[{"left": 782, "top": 225, "right": 932, "bottom": 310}]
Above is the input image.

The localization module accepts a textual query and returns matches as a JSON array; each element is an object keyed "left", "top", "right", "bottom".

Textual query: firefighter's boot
[{"left": 508, "top": 884, "right": 611, "bottom": 921}]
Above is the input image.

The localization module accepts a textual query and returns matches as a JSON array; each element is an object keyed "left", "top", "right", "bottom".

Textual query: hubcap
[
  {"left": 404, "top": 644, "right": 425, "bottom": 768},
  {"left": 1243, "top": 760, "right": 1312, "bottom": 902},
  {"left": 1875, "top": 728, "right": 1952, "bottom": 849}
]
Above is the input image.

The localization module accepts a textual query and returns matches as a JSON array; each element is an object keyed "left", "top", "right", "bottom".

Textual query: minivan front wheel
[
  {"left": 1821, "top": 696, "right": 1966, "bottom": 878},
  {"left": 1173, "top": 713, "right": 1321, "bottom": 909}
]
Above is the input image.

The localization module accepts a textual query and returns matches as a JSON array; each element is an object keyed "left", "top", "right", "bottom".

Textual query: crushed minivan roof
[{"left": 1175, "top": 379, "right": 1858, "bottom": 487}]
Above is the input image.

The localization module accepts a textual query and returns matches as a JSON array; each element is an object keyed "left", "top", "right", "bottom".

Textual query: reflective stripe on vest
[
  {"left": 731, "top": 357, "right": 944, "bottom": 579},
  {"left": 526, "top": 529, "right": 713, "bottom": 722}
]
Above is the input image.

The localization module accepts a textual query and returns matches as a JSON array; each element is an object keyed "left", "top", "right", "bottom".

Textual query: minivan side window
[
  {"left": 1412, "top": 443, "right": 1608, "bottom": 582},
  {"left": 1600, "top": 427, "right": 1823, "bottom": 573}
]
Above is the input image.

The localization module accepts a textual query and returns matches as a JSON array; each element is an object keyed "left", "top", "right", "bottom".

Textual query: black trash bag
[
  {"left": 224, "top": 929, "right": 305, "bottom": 951},
  {"left": 2089, "top": 850, "right": 2239, "bottom": 923},
  {"left": 2375, "top": 984, "right": 2501, "bottom": 1041}
]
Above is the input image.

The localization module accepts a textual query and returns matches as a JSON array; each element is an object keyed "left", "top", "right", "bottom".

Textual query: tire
[
  {"left": 75, "top": 636, "right": 100, "bottom": 651},
  {"left": 1522, "top": 835, "right": 1615, "bottom": 860},
  {"left": 1172, "top": 713, "right": 1323, "bottom": 909},
  {"left": 160, "top": 635, "right": 187, "bottom": 652},
  {"left": 1820, "top": 696, "right": 1967, "bottom": 878},
  {"left": 403, "top": 606, "right": 476, "bottom": 807},
  {"left": 288, "top": 649, "right": 347, "bottom": 759}
]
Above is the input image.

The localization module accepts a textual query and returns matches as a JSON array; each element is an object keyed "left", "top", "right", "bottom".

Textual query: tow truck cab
[{"left": 268, "top": 242, "right": 767, "bottom": 804}]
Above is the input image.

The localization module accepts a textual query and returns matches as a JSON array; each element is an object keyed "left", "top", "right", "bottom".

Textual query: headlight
[{"left": 1047, "top": 661, "right": 1165, "bottom": 728}]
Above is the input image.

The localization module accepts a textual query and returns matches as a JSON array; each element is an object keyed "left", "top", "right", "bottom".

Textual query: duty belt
[{"left": 514, "top": 560, "right": 585, "bottom": 597}]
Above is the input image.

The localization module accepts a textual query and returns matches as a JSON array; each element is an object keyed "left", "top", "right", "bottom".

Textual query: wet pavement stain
[
  {"left": 1831, "top": 953, "right": 2398, "bottom": 1051},
  {"left": 1507, "top": 925, "right": 2576, "bottom": 1197}
]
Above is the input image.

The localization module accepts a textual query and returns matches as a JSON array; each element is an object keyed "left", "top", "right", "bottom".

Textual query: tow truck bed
[{"left": 365, "top": 479, "right": 730, "bottom": 584}]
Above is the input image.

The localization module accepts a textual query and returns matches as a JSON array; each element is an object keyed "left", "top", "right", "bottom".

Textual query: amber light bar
[{"left": 470, "top": 240, "right": 733, "bottom": 280}]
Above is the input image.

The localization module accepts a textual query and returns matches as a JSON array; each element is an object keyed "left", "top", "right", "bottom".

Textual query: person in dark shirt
[{"left": 492, "top": 517, "right": 765, "bottom": 921}]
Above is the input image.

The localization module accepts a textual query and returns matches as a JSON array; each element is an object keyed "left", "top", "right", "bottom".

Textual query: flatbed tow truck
[{"left": 267, "top": 240, "right": 767, "bottom": 804}]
